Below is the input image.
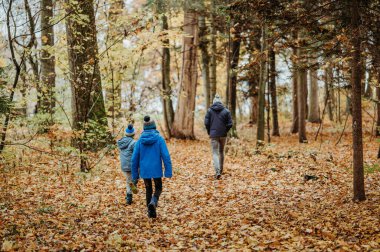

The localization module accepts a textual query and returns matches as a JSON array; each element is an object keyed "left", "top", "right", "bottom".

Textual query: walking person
[
  {"left": 204, "top": 94, "right": 233, "bottom": 179},
  {"left": 117, "top": 124, "right": 138, "bottom": 205},
  {"left": 132, "top": 116, "right": 172, "bottom": 218}
]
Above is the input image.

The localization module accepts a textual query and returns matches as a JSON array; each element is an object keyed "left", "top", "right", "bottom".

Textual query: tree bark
[
  {"left": 209, "top": 0, "right": 217, "bottom": 102},
  {"left": 257, "top": 23, "right": 267, "bottom": 145},
  {"left": 350, "top": 0, "right": 365, "bottom": 201},
  {"left": 158, "top": 0, "right": 174, "bottom": 137},
  {"left": 376, "top": 86, "right": 380, "bottom": 136},
  {"left": 296, "top": 39, "right": 307, "bottom": 143},
  {"left": 171, "top": 9, "right": 198, "bottom": 139},
  {"left": 198, "top": 9, "right": 211, "bottom": 109},
  {"left": 65, "top": 0, "right": 108, "bottom": 170},
  {"left": 308, "top": 66, "right": 321, "bottom": 123},
  {"left": 291, "top": 48, "right": 299, "bottom": 134},
  {"left": 269, "top": 48, "right": 280, "bottom": 136},
  {"left": 40, "top": 0, "right": 56, "bottom": 120},
  {"left": 249, "top": 79, "right": 258, "bottom": 124},
  {"left": 227, "top": 23, "right": 241, "bottom": 138}
]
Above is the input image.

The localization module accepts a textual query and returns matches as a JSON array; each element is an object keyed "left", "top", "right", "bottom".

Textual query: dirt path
[{"left": 1, "top": 136, "right": 379, "bottom": 250}]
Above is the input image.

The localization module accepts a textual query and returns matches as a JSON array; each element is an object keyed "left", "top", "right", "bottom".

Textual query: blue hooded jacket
[
  {"left": 117, "top": 136, "right": 136, "bottom": 172},
  {"left": 131, "top": 130, "right": 172, "bottom": 180}
]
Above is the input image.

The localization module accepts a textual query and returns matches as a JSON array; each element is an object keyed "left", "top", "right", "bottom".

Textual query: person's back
[
  {"left": 117, "top": 124, "right": 138, "bottom": 205},
  {"left": 132, "top": 116, "right": 172, "bottom": 218},
  {"left": 204, "top": 95, "right": 233, "bottom": 179}
]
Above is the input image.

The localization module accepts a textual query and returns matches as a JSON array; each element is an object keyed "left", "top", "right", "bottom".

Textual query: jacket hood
[
  {"left": 117, "top": 136, "right": 133, "bottom": 150},
  {"left": 140, "top": 130, "right": 160, "bottom": 145},
  {"left": 211, "top": 102, "right": 225, "bottom": 112}
]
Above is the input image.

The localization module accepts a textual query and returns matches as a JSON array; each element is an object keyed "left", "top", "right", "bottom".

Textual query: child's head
[
  {"left": 125, "top": 124, "right": 135, "bottom": 137},
  {"left": 143, "top": 116, "right": 157, "bottom": 130}
]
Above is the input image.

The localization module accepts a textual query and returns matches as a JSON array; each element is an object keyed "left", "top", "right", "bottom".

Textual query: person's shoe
[
  {"left": 147, "top": 207, "right": 157, "bottom": 218},
  {"left": 126, "top": 194, "right": 133, "bottom": 205},
  {"left": 215, "top": 174, "right": 221, "bottom": 180},
  {"left": 130, "top": 181, "right": 138, "bottom": 194}
]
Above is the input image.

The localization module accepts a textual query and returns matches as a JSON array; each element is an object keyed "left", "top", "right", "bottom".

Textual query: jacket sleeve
[
  {"left": 131, "top": 141, "right": 140, "bottom": 180},
  {"left": 226, "top": 109, "right": 233, "bottom": 132},
  {"left": 160, "top": 137, "right": 173, "bottom": 178},
  {"left": 204, "top": 109, "right": 211, "bottom": 135}
]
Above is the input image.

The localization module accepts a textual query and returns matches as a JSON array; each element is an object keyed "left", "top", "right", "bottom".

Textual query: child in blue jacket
[
  {"left": 117, "top": 124, "right": 138, "bottom": 205},
  {"left": 132, "top": 116, "right": 172, "bottom": 218}
]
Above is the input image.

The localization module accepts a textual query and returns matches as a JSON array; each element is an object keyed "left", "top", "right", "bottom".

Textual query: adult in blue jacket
[
  {"left": 204, "top": 94, "right": 233, "bottom": 179},
  {"left": 132, "top": 116, "right": 172, "bottom": 218}
]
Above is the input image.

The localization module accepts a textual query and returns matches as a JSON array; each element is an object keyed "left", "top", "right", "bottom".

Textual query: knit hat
[
  {"left": 125, "top": 124, "right": 135, "bottom": 136},
  {"left": 143, "top": 116, "right": 156, "bottom": 130},
  {"left": 213, "top": 94, "right": 222, "bottom": 104}
]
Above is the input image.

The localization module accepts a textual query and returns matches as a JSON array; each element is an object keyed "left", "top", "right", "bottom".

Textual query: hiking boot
[
  {"left": 147, "top": 208, "right": 157, "bottom": 218},
  {"left": 215, "top": 174, "right": 221, "bottom": 180},
  {"left": 126, "top": 194, "right": 133, "bottom": 205}
]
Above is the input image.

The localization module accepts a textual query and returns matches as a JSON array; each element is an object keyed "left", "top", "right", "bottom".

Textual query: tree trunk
[
  {"left": 65, "top": 0, "right": 108, "bottom": 170},
  {"left": 40, "top": 0, "right": 56, "bottom": 122},
  {"left": 249, "top": 79, "right": 258, "bottom": 124},
  {"left": 227, "top": 23, "right": 241, "bottom": 138},
  {"left": 350, "top": 0, "right": 365, "bottom": 201},
  {"left": 269, "top": 48, "right": 280, "bottom": 136},
  {"left": 158, "top": 0, "right": 174, "bottom": 137},
  {"left": 257, "top": 23, "right": 267, "bottom": 145},
  {"left": 198, "top": 9, "right": 211, "bottom": 109},
  {"left": 308, "top": 67, "right": 321, "bottom": 123},
  {"left": 291, "top": 49, "right": 299, "bottom": 134},
  {"left": 296, "top": 41, "right": 307, "bottom": 143},
  {"left": 376, "top": 86, "right": 380, "bottom": 136},
  {"left": 209, "top": 0, "right": 217, "bottom": 102},
  {"left": 325, "top": 67, "right": 334, "bottom": 121},
  {"left": 171, "top": 9, "right": 198, "bottom": 139}
]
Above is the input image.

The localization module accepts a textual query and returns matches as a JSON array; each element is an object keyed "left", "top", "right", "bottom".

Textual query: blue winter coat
[
  {"left": 131, "top": 130, "right": 172, "bottom": 180},
  {"left": 117, "top": 136, "right": 136, "bottom": 172},
  {"left": 204, "top": 102, "right": 233, "bottom": 138}
]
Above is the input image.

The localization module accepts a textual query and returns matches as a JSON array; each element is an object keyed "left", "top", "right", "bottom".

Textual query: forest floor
[{"left": 1, "top": 123, "right": 380, "bottom": 251}]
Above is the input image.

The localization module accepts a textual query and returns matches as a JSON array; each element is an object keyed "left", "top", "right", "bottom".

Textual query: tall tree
[
  {"left": 325, "top": 66, "right": 334, "bottom": 121},
  {"left": 157, "top": 0, "right": 174, "bottom": 136},
  {"left": 65, "top": 0, "right": 108, "bottom": 171},
  {"left": 291, "top": 48, "right": 299, "bottom": 134},
  {"left": 198, "top": 0, "right": 211, "bottom": 109},
  {"left": 256, "top": 23, "right": 267, "bottom": 145},
  {"left": 40, "top": 0, "right": 56, "bottom": 122},
  {"left": 308, "top": 65, "right": 321, "bottom": 123},
  {"left": 296, "top": 35, "right": 307, "bottom": 143},
  {"left": 350, "top": 0, "right": 365, "bottom": 201},
  {"left": 269, "top": 47, "right": 280, "bottom": 136},
  {"left": 171, "top": 8, "right": 198, "bottom": 139},
  {"left": 227, "top": 22, "right": 241, "bottom": 138},
  {"left": 209, "top": 0, "right": 217, "bottom": 102}
]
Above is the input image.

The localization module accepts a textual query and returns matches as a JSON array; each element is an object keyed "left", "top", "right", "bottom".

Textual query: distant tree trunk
[
  {"left": 158, "top": 0, "right": 174, "bottom": 137},
  {"left": 350, "top": 0, "right": 365, "bottom": 201},
  {"left": 257, "top": 23, "right": 267, "bottom": 145},
  {"left": 308, "top": 67, "right": 320, "bottom": 123},
  {"left": 269, "top": 48, "right": 280, "bottom": 136},
  {"left": 106, "top": 0, "right": 123, "bottom": 120},
  {"left": 364, "top": 68, "right": 372, "bottom": 98},
  {"left": 325, "top": 67, "right": 334, "bottom": 121},
  {"left": 65, "top": 0, "right": 108, "bottom": 171},
  {"left": 291, "top": 49, "right": 299, "bottom": 134},
  {"left": 209, "top": 0, "right": 217, "bottom": 102},
  {"left": 227, "top": 23, "right": 241, "bottom": 138},
  {"left": 171, "top": 9, "right": 198, "bottom": 139},
  {"left": 40, "top": 0, "right": 56, "bottom": 123},
  {"left": 296, "top": 39, "right": 307, "bottom": 143},
  {"left": 249, "top": 79, "right": 259, "bottom": 124},
  {"left": 376, "top": 86, "right": 380, "bottom": 136},
  {"left": 198, "top": 5, "right": 211, "bottom": 109}
]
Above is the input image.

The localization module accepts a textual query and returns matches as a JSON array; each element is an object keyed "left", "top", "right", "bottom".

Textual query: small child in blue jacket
[
  {"left": 117, "top": 124, "right": 138, "bottom": 205},
  {"left": 132, "top": 116, "right": 172, "bottom": 218}
]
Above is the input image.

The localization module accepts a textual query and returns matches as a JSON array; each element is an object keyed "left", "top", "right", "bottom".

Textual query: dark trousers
[{"left": 143, "top": 178, "right": 162, "bottom": 206}]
